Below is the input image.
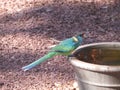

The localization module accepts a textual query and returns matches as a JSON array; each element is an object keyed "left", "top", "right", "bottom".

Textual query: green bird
[{"left": 22, "top": 34, "right": 83, "bottom": 71}]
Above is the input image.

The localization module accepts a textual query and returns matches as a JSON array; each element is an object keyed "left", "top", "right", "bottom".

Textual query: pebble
[{"left": 54, "top": 82, "right": 61, "bottom": 87}]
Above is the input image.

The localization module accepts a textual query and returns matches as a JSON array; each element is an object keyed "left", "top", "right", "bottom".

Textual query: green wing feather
[{"left": 52, "top": 44, "right": 75, "bottom": 55}]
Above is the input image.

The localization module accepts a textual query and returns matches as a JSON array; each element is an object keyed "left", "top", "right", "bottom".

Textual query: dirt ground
[{"left": 0, "top": 0, "right": 120, "bottom": 90}]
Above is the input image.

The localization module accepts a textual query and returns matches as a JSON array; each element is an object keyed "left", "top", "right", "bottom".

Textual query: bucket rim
[{"left": 69, "top": 42, "right": 120, "bottom": 72}]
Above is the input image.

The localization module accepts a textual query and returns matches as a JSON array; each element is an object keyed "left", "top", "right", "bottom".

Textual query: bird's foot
[{"left": 67, "top": 54, "right": 74, "bottom": 60}]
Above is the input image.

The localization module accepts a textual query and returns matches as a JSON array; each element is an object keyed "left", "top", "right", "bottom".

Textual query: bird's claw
[{"left": 67, "top": 54, "right": 74, "bottom": 59}]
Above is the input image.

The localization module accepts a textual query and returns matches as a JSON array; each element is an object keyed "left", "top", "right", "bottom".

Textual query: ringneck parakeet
[{"left": 22, "top": 34, "right": 83, "bottom": 71}]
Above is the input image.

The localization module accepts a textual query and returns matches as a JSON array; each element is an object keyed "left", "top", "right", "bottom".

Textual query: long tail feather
[{"left": 22, "top": 52, "right": 57, "bottom": 71}]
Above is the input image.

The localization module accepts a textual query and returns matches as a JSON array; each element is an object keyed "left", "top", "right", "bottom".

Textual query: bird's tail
[{"left": 22, "top": 52, "right": 57, "bottom": 71}]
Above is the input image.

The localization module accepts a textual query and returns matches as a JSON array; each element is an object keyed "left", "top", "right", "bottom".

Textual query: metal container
[{"left": 69, "top": 42, "right": 120, "bottom": 90}]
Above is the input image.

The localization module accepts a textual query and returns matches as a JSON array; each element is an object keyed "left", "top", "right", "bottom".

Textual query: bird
[{"left": 22, "top": 33, "right": 84, "bottom": 71}]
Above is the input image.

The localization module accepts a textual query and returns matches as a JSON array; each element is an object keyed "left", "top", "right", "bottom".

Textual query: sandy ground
[{"left": 0, "top": 0, "right": 120, "bottom": 90}]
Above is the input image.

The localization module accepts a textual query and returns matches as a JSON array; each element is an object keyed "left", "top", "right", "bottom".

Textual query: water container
[{"left": 69, "top": 42, "right": 120, "bottom": 90}]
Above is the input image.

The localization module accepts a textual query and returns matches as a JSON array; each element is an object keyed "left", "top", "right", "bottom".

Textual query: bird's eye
[{"left": 72, "top": 37, "right": 78, "bottom": 42}]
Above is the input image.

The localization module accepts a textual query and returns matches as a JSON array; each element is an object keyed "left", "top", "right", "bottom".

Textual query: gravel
[{"left": 0, "top": 0, "right": 120, "bottom": 90}]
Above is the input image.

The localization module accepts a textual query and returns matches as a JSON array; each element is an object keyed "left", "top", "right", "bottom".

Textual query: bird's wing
[
  {"left": 51, "top": 38, "right": 76, "bottom": 53},
  {"left": 52, "top": 44, "right": 74, "bottom": 53}
]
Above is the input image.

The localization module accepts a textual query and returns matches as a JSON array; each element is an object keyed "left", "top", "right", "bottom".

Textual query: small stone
[
  {"left": 0, "top": 82, "right": 4, "bottom": 87},
  {"left": 46, "top": 7, "right": 53, "bottom": 12},
  {"left": 54, "top": 82, "right": 61, "bottom": 87},
  {"left": 73, "top": 81, "right": 78, "bottom": 89}
]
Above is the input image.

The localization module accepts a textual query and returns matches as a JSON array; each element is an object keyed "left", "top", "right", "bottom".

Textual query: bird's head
[{"left": 72, "top": 33, "right": 84, "bottom": 43}]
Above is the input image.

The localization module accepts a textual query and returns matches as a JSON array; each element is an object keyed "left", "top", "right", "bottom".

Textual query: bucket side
[
  {"left": 74, "top": 67, "right": 120, "bottom": 87},
  {"left": 69, "top": 42, "right": 120, "bottom": 90}
]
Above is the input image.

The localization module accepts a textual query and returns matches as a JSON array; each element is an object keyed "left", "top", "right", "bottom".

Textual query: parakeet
[{"left": 22, "top": 34, "right": 83, "bottom": 71}]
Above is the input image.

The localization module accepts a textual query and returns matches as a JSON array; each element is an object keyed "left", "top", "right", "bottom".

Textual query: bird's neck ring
[{"left": 72, "top": 36, "right": 78, "bottom": 42}]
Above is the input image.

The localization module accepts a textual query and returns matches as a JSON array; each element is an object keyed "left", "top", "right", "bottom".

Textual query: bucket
[{"left": 69, "top": 42, "right": 120, "bottom": 90}]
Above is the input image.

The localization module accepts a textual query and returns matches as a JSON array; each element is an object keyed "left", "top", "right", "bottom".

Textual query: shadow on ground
[
  {"left": 0, "top": 0, "right": 120, "bottom": 90},
  {"left": 0, "top": 0, "right": 120, "bottom": 40}
]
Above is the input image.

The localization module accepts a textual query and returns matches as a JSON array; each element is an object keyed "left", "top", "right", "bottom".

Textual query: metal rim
[{"left": 69, "top": 42, "right": 120, "bottom": 72}]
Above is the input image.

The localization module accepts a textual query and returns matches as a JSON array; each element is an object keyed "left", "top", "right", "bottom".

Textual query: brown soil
[{"left": 0, "top": 0, "right": 120, "bottom": 90}]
